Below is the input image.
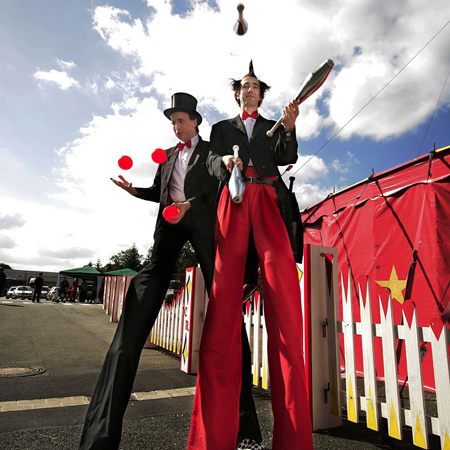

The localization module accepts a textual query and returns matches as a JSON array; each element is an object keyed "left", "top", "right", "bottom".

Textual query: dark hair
[
  {"left": 231, "top": 60, "right": 271, "bottom": 107},
  {"left": 188, "top": 112, "right": 200, "bottom": 133}
]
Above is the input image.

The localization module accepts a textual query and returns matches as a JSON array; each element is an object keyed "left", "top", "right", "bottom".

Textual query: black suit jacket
[
  {"left": 207, "top": 115, "right": 303, "bottom": 263},
  {"left": 134, "top": 137, "right": 218, "bottom": 239}
]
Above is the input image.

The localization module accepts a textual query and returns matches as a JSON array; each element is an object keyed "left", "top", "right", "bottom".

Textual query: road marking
[
  {"left": 0, "top": 300, "right": 102, "bottom": 306},
  {"left": 0, "top": 396, "right": 91, "bottom": 412},
  {"left": 0, "top": 387, "right": 196, "bottom": 413}
]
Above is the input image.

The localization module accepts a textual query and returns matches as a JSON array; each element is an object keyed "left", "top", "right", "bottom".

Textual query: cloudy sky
[{"left": 1, "top": 0, "right": 449, "bottom": 272}]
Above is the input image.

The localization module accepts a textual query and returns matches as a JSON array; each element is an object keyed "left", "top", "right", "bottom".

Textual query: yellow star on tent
[{"left": 375, "top": 266, "right": 407, "bottom": 304}]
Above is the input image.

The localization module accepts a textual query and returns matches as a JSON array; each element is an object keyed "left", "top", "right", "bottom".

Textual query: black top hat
[{"left": 163, "top": 92, "right": 202, "bottom": 125}]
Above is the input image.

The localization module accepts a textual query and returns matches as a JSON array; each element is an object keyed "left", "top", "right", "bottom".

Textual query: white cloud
[
  {"left": 294, "top": 183, "right": 334, "bottom": 211},
  {"left": 57, "top": 59, "right": 77, "bottom": 70},
  {"left": 325, "top": 4, "right": 450, "bottom": 140},
  {"left": 331, "top": 152, "right": 359, "bottom": 175},
  {"left": 40, "top": 247, "right": 95, "bottom": 259},
  {"left": 34, "top": 69, "right": 80, "bottom": 90},
  {"left": 0, "top": 235, "right": 17, "bottom": 249},
  {"left": 284, "top": 154, "right": 329, "bottom": 184},
  {"left": 105, "top": 77, "right": 116, "bottom": 89},
  {"left": 331, "top": 158, "right": 349, "bottom": 174},
  {"left": 0, "top": 213, "right": 26, "bottom": 229}
]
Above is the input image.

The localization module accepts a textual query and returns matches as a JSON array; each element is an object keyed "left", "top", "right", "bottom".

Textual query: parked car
[
  {"left": 6, "top": 286, "right": 17, "bottom": 299},
  {"left": 2, "top": 278, "right": 17, "bottom": 297},
  {"left": 12, "top": 286, "right": 34, "bottom": 299},
  {"left": 40, "top": 286, "right": 49, "bottom": 299},
  {"left": 47, "top": 287, "right": 59, "bottom": 302}
]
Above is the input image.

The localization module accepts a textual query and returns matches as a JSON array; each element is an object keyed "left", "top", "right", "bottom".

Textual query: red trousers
[{"left": 188, "top": 183, "right": 313, "bottom": 450}]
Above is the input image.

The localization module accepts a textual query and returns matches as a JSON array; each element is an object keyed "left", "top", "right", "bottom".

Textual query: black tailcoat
[{"left": 135, "top": 137, "right": 217, "bottom": 241}]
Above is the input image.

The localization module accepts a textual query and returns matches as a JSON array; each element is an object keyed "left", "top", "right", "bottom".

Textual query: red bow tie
[
  {"left": 177, "top": 140, "right": 191, "bottom": 151},
  {"left": 242, "top": 111, "right": 258, "bottom": 120}
]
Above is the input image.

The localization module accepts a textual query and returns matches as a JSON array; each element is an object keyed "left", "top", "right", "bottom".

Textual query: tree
[
  {"left": 138, "top": 242, "right": 197, "bottom": 283},
  {"left": 174, "top": 242, "right": 198, "bottom": 283},
  {"left": 142, "top": 247, "right": 153, "bottom": 267},
  {"left": 107, "top": 243, "right": 144, "bottom": 272},
  {"left": 0, "top": 263, "right": 12, "bottom": 269},
  {"left": 94, "top": 258, "right": 103, "bottom": 273}
]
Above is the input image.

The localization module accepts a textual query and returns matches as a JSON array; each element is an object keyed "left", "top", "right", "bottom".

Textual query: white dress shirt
[
  {"left": 242, "top": 113, "right": 257, "bottom": 167},
  {"left": 242, "top": 114, "right": 256, "bottom": 141},
  {"left": 169, "top": 134, "right": 199, "bottom": 203}
]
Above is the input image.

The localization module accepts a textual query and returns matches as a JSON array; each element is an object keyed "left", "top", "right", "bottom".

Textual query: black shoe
[{"left": 236, "top": 439, "right": 265, "bottom": 450}]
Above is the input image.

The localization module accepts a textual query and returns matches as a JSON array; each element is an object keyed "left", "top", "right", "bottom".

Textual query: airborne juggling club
[{"left": 233, "top": 3, "right": 248, "bottom": 36}]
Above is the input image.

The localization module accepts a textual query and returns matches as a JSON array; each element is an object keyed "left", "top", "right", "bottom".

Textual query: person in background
[
  {"left": 0, "top": 267, "right": 6, "bottom": 298},
  {"left": 59, "top": 277, "right": 69, "bottom": 303},
  {"left": 32, "top": 272, "right": 44, "bottom": 303},
  {"left": 70, "top": 278, "right": 79, "bottom": 302},
  {"left": 79, "top": 279, "right": 88, "bottom": 303}
]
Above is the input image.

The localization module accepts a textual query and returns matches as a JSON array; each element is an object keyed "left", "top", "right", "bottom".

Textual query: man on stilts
[{"left": 188, "top": 62, "right": 313, "bottom": 450}]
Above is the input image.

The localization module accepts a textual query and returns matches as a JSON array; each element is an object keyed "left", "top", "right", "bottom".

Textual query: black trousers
[
  {"left": 32, "top": 289, "right": 42, "bottom": 302},
  {"left": 79, "top": 213, "right": 261, "bottom": 449}
]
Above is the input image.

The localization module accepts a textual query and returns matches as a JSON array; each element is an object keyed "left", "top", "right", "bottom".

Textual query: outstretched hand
[{"left": 111, "top": 175, "right": 138, "bottom": 196}]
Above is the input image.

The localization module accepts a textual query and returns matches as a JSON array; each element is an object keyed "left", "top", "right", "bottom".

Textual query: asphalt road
[{"left": 0, "top": 296, "right": 439, "bottom": 450}]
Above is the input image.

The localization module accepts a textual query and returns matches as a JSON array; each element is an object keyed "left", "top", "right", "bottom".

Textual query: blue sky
[{"left": 1, "top": 0, "right": 449, "bottom": 272}]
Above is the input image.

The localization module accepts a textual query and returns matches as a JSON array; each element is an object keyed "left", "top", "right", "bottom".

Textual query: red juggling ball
[
  {"left": 118, "top": 155, "right": 133, "bottom": 170},
  {"left": 152, "top": 148, "right": 167, "bottom": 164},
  {"left": 163, "top": 205, "right": 180, "bottom": 222}
]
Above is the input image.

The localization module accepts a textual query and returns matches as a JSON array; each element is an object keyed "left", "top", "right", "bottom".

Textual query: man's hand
[
  {"left": 168, "top": 201, "right": 191, "bottom": 224},
  {"left": 222, "top": 155, "right": 243, "bottom": 173},
  {"left": 281, "top": 100, "right": 299, "bottom": 132},
  {"left": 111, "top": 175, "right": 138, "bottom": 196}
]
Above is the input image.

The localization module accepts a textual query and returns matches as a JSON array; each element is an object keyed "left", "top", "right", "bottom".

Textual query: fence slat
[
  {"left": 358, "top": 275, "right": 379, "bottom": 432},
  {"left": 177, "top": 290, "right": 184, "bottom": 355},
  {"left": 244, "top": 299, "right": 251, "bottom": 346},
  {"left": 341, "top": 264, "right": 358, "bottom": 423},
  {"left": 403, "top": 303, "right": 428, "bottom": 449},
  {"left": 379, "top": 293, "right": 402, "bottom": 440},
  {"left": 252, "top": 291, "right": 261, "bottom": 387},
  {"left": 429, "top": 320, "right": 450, "bottom": 449},
  {"left": 261, "top": 313, "right": 270, "bottom": 389}
]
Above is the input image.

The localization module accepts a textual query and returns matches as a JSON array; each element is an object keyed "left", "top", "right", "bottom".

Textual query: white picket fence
[
  {"left": 244, "top": 290, "right": 270, "bottom": 389},
  {"left": 145, "top": 285, "right": 269, "bottom": 388},
  {"left": 147, "top": 290, "right": 184, "bottom": 355},
  {"left": 340, "top": 263, "right": 450, "bottom": 450},
  {"left": 145, "top": 261, "right": 450, "bottom": 449}
]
